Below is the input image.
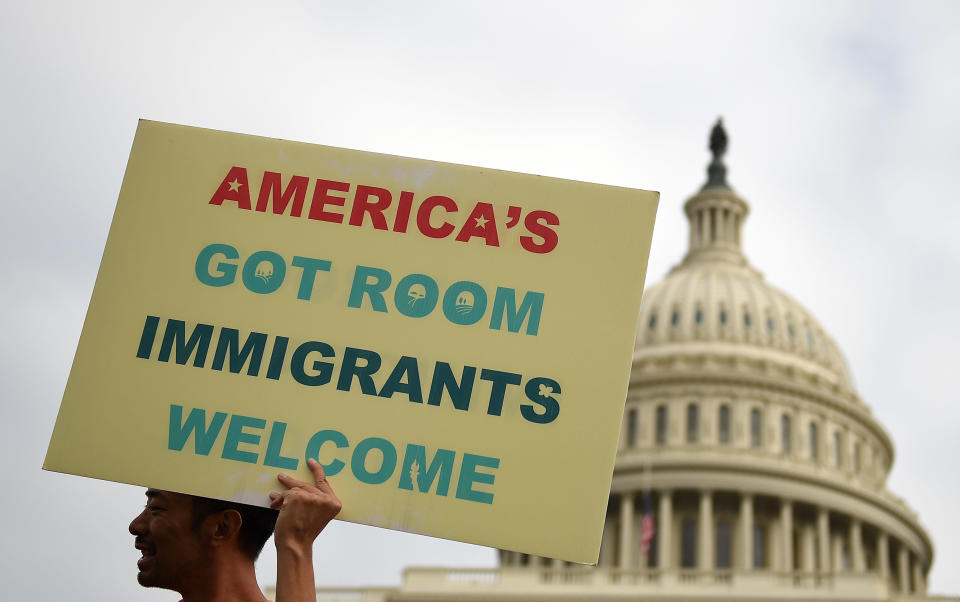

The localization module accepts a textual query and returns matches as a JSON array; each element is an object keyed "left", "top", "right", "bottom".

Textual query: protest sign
[{"left": 44, "top": 120, "right": 658, "bottom": 563}]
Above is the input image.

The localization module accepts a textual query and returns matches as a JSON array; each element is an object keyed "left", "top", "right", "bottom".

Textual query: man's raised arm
[{"left": 270, "top": 458, "right": 342, "bottom": 602}]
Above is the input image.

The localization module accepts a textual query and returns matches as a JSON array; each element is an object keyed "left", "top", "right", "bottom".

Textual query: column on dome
[
  {"left": 780, "top": 500, "right": 794, "bottom": 571},
  {"left": 700, "top": 209, "right": 709, "bottom": 246},
  {"left": 850, "top": 519, "right": 865, "bottom": 572},
  {"left": 658, "top": 490, "right": 673, "bottom": 570},
  {"left": 912, "top": 555, "right": 924, "bottom": 595},
  {"left": 877, "top": 532, "right": 890, "bottom": 580},
  {"left": 617, "top": 413, "right": 625, "bottom": 452},
  {"left": 619, "top": 492, "right": 635, "bottom": 569},
  {"left": 816, "top": 507, "right": 830, "bottom": 573},
  {"left": 552, "top": 557, "right": 563, "bottom": 568},
  {"left": 689, "top": 211, "right": 697, "bottom": 249},
  {"left": 740, "top": 493, "right": 754, "bottom": 569},
  {"left": 800, "top": 524, "right": 815, "bottom": 573},
  {"left": 898, "top": 544, "right": 910, "bottom": 593},
  {"left": 716, "top": 207, "right": 725, "bottom": 242},
  {"left": 698, "top": 490, "right": 714, "bottom": 570}
]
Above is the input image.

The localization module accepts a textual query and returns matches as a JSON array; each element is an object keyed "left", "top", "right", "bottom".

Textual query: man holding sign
[{"left": 129, "top": 458, "right": 340, "bottom": 602}]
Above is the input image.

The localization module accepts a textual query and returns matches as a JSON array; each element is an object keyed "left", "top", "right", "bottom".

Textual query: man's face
[{"left": 128, "top": 489, "right": 204, "bottom": 590}]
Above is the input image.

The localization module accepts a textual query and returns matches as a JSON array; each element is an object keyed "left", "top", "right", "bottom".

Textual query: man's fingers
[
  {"left": 307, "top": 458, "right": 333, "bottom": 491},
  {"left": 277, "top": 472, "right": 311, "bottom": 490}
]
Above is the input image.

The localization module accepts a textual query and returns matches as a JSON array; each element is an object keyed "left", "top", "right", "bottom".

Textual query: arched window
[
  {"left": 750, "top": 408, "right": 762, "bottom": 448},
  {"left": 687, "top": 403, "right": 699, "bottom": 443},
  {"left": 626, "top": 408, "right": 637, "bottom": 448},
  {"left": 656, "top": 405, "right": 667, "bottom": 445},
  {"left": 718, "top": 405, "right": 730, "bottom": 444},
  {"left": 809, "top": 422, "right": 819, "bottom": 461},
  {"left": 781, "top": 414, "right": 792, "bottom": 455}
]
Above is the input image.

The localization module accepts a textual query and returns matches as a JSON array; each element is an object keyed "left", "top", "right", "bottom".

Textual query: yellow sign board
[{"left": 44, "top": 120, "right": 658, "bottom": 563}]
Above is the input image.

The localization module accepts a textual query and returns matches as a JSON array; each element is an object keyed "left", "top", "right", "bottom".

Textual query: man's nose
[{"left": 129, "top": 508, "right": 148, "bottom": 535}]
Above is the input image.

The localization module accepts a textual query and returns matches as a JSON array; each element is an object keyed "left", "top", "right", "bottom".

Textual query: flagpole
[{"left": 640, "top": 457, "right": 655, "bottom": 568}]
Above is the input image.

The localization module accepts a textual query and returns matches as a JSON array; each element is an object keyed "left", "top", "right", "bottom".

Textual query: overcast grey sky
[{"left": 1, "top": 1, "right": 958, "bottom": 599}]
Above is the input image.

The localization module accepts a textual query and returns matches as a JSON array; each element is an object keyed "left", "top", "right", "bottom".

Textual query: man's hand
[
  {"left": 270, "top": 458, "right": 342, "bottom": 554},
  {"left": 271, "top": 459, "right": 340, "bottom": 602}
]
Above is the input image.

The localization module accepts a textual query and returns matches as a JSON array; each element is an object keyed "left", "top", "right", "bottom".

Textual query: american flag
[{"left": 640, "top": 493, "right": 656, "bottom": 557}]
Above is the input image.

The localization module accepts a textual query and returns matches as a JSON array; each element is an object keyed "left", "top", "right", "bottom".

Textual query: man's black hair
[{"left": 191, "top": 496, "right": 279, "bottom": 560}]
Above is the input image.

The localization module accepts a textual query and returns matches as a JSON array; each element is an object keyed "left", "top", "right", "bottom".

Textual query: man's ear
[{"left": 203, "top": 509, "right": 243, "bottom": 548}]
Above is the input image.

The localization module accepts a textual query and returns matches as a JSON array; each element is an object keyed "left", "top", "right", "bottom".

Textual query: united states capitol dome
[
  {"left": 606, "top": 120, "right": 932, "bottom": 599},
  {"left": 634, "top": 122, "right": 854, "bottom": 397}
]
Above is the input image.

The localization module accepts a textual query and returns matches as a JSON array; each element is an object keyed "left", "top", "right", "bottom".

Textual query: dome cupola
[
  {"left": 635, "top": 119, "right": 857, "bottom": 397},
  {"left": 679, "top": 118, "right": 752, "bottom": 269}
]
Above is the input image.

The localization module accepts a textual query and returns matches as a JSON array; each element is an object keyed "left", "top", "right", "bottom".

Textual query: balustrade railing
[
  {"left": 301, "top": 566, "right": 941, "bottom": 601},
  {"left": 396, "top": 566, "right": 881, "bottom": 590}
]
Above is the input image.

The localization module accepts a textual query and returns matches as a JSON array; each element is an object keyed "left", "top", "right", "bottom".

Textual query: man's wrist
[{"left": 275, "top": 538, "right": 313, "bottom": 560}]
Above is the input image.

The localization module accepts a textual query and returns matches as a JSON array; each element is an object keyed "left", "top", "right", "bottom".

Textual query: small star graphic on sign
[
  {"left": 538, "top": 384, "right": 554, "bottom": 397},
  {"left": 474, "top": 216, "right": 488, "bottom": 228},
  {"left": 228, "top": 179, "right": 243, "bottom": 192}
]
